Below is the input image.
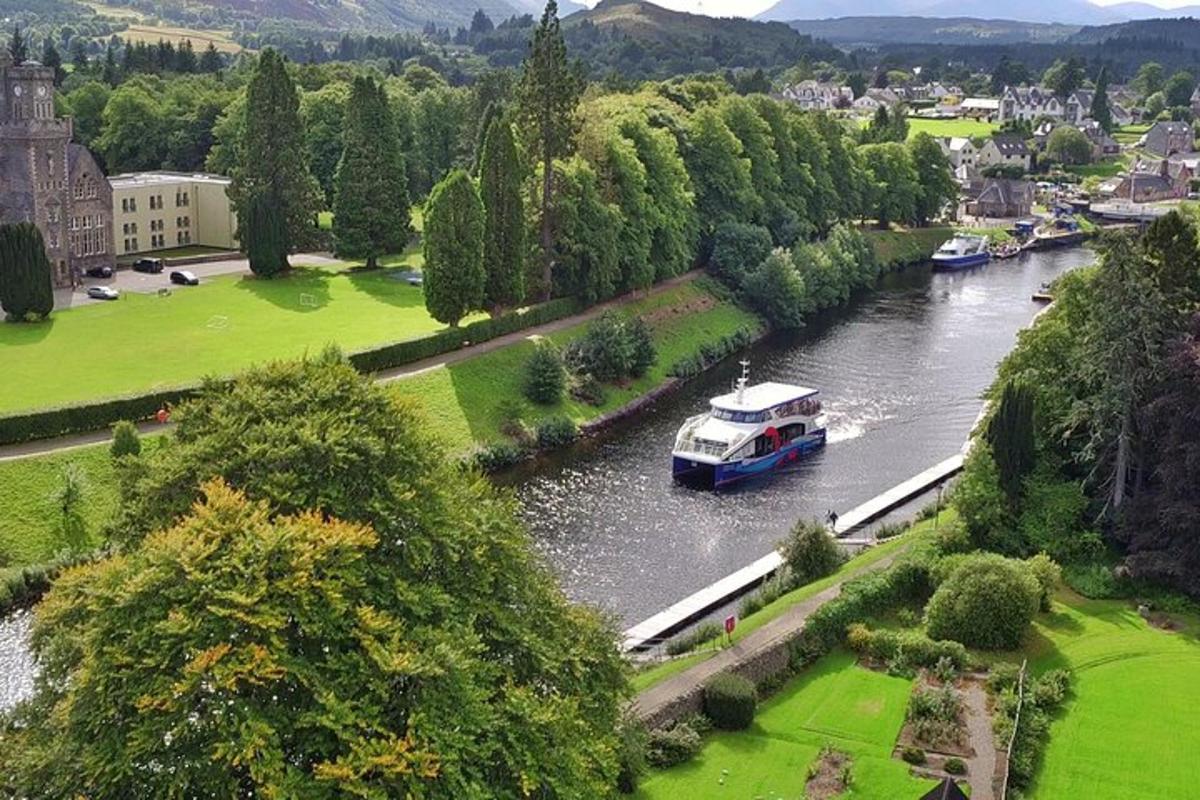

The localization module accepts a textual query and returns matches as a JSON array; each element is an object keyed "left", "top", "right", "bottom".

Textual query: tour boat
[
  {"left": 931, "top": 234, "right": 991, "bottom": 270},
  {"left": 671, "top": 362, "right": 827, "bottom": 489}
]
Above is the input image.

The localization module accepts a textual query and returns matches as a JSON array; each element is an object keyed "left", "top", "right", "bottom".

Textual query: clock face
[
  {"left": 12, "top": 85, "right": 21, "bottom": 97},
  {"left": 36, "top": 85, "right": 47, "bottom": 98}
]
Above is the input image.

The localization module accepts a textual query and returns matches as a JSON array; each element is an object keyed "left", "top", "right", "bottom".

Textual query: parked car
[
  {"left": 132, "top": 258, "right": 164, "bottom": 274},
  {"left": 86, "top": 286, "right": 119, "bottom": 301},
  {"left": 169, "top": 270, "right": 199, "bottom": 286},
  {"left": 406, "top": 275, "right": 423, "bottom": 286},
  {"left": 84, "top": 265, "right": 113, "bottom": 278}
]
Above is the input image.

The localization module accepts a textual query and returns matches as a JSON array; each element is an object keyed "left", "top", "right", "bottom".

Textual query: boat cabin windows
[
  {"left": 711, "top": 408, "right": 767, "bottom": 423},
  {"left": 772, "top": 396, "right": 821, "bottom": 418}
]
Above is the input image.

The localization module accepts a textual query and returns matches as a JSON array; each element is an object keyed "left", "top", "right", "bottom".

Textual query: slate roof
[
  {"left": 919, "top": 778, "right": 969, "bottom": 800},
  {"left": 990, "top": 134, "right": 1030, "bottom": 156}
]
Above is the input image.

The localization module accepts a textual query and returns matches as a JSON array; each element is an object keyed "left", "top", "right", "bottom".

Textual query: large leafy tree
[
  {"left": 333, "top": 76, "right": 409, "bottom": 269},
  {"left": 750, "top": 96, "right": 816, "bottom": 241},
  {"left": 1045, "top": 126, "right": 1092, "bottom": 166},
  {"left": 478, "top": 113, "right": 525, "bottom": 314},
  {"left": 516, "top": 0, "right": 582, "bottom": 300},
  {"left": 908, "top": 132, "right": 957, "bottom": 225},
  {"left": 301, "top": 80, "right": 352, "bottom": 205},
  {"left": 0, "top": 222, "right": 54, "bottom": 322},
  {"left": 720, "top": 96, "right": 794, "bottom": 245},
  {"left": 551, "top": 156, "right": 621, "bottom": 304},
  {"left": 859, "top": 142, "right": 919, "bottom": 227},
  {"left": 0, "top": 353, "right": 628, "bottom": 798},
  {"left": 1133, "top": 61, "right": 1165, "bottom": 99},
  {"left": 423, "top": 169, "right": 485, "bottom": 326},
  {"left": 96, "top": 83, "right": 169, "bottom": 172},
  {"left": 1164, "top": 70, "right": 1196, "bottom": 109},
  {"left": 230, "top": 48, "right": 321, "bottom": 277},
  {"left": 684, "top": 106, "right": 759, "bottom": 245},
  {"left": 1042, "top": 57, "right": 1085, "bottom": 98}
]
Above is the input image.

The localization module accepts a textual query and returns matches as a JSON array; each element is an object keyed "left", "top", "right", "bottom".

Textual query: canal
[
  {"left": 512, "top": 246, "right": 1091, "bottom": 628},
  {"left": 0, "top": 246, "right": 1091, "bottom": 711}
]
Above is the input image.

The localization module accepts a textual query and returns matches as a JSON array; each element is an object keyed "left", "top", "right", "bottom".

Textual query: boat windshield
[{"left": 711, "top": 408, "right": 767, "bottom": 423}]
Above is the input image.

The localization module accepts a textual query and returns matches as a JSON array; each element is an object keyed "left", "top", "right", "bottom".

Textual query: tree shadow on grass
[
  {"left": 346, "top": 268, "right": 427, "bottom": 311},
  {"left": 233, "top": 268, "right": 333, "bottom": 313},
  {"left": 0, "top": 316, "right": 56, "bottom": 345}
]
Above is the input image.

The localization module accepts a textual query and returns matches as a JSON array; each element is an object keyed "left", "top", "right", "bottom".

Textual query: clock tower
[{"left": 0, "top": 57, "right": 113, "bottom": 287}]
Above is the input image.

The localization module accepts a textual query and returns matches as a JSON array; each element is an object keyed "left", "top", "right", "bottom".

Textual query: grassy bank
[
  {"left": 388, "top": 281, "right": 762, "bottom": 453},
  {"left": 631, "top": 514, "right": 947, "bottom": 692},
  {"left": 866, "top": 226, "right": 954, "bottom": 268},
  {"left": 634, "top": 649, "right": 935, "bottom": 799}
]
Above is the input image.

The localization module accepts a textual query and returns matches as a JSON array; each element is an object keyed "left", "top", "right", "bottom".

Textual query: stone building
[{"left": 0, "top": 50, "right": 113, "bottom": 286}]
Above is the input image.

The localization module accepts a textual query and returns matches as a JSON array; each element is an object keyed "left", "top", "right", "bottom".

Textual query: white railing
[{"left": 675, "top": 438, "right": 727, "bottom": 458}]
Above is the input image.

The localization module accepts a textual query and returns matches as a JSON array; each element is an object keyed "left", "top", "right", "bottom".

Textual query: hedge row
[
  {"left": 668, "top": 326, "right": 759, "bottom": 379},
  {"left": 0, "top": 549, "right": 108, "bottom": 615},
  {"left": 0, "top": 297, "right": 582, "bottom": 446}
]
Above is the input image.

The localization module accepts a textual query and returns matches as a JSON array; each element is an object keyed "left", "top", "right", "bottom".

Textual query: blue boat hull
[
  {"left": 931, "top": 252, "right": 990, "bottom": 270},
  {"left": 673, "top": 430, "right": 827, "bottom": 489}
]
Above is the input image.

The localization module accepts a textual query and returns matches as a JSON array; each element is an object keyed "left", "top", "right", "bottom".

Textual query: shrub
[
  {"left": 1025, "top": 553, "right": 1062, "bottom": 612},
  {"left": 896, "top": 607, "right": 921, "bottom": 627},
  {"left": 932, "top": 655, "right": 958, "bottom": 684},
  {"left": 570, "top": 373, "right": 607, "bottom": 406},
  {"left": 668, "top": 326, "right": 756, "bottom": 379},
  {"left": 646, "top": 722, "right": 702, "bottom": 768},
  {"left": 944, "top": 757, "right": 966, "bottom": 775},
  {"left": 535, "top": 416, "right": 578, "bottom": 449},
  {"left": 565, "top": 312, "right": 635, "bottom": 383},
  {"left": 710, "top": 222, "right": 773, "bottom": 286},
  {"left": 779, "top": 519, "right": 845, "bottom": 588},
  {"left": 109, "top": 420, "right": 142, "bottom": 459},
  {"left": 665, "top": 621, "right": 722, "bottom": 656},
  {"left": 472, "top": 441, "right": 526, "bottom": 472},
  {"left": 909, "top": 684, "right": 961, "bottom": 723},
  {"left": 1062, "top": 561, "right": 1122, "bottom": 598},
  {"left": 616, "top": 717, "right": 647, "bottom": 794},
  {"left": 703, "top": 672, "right": 757, "bottom": 730},
  {"left": 987, "top": 663, "right": 1022, "bottom": 694},
  {"left": 901, "top": 746, "right": 926, "bottom": 765},
  {"left": 925, "top": 552, "right": 1041, "bottom": 650},
  {"left": 738, "top": 570, "right": 790, "bottom": 618},
  {"left": 953, "top": 445, "right": 1020, "bottom": 554},
  {"left": 627, "top": 317, "right": 656, "bottom": 378},
  {"left": 523, "top": 341, "right": 567, "bottom": 405},
  {"left": 741, "top": 248, "right": 809, "bottom": 329}
]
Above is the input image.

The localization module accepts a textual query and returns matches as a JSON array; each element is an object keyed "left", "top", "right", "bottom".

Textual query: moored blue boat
[
  {"left": 931, "top": 234, "right": 990, "bottom": 270},
  {"left": 671, "top": 363, "right": 827, "bottom": 489}
]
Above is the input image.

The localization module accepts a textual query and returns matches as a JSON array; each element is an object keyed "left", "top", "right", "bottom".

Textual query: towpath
[
  {"left": 0, "top": 272, "right": 700, "bottom": 463},
  {"left": 631, "top": 544, "right": 908, "bottom": 724}
]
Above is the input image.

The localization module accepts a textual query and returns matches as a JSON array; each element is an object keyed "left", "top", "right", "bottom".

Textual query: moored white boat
[
  {"left": 932, "top": 234, "right": 990, "bottom": 270},
  {"left": 671, "top": 363, "right": 827, "bottom": 489}
]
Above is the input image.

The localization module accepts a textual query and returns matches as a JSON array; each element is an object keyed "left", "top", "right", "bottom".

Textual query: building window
[
  {"left": 176, "top": 190, "right": 190, "bottom": 207},
  {"left": 47, "top": 207, "right": 59, "bottom": 224},
  {"left": 74, "top": 180, "right": 85, "bottom": 201},
  {"left": 83, "top": 216, "right": 91, "bottom": 230}
]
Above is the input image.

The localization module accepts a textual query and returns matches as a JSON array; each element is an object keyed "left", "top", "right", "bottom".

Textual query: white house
[
  {"left": 998, "top": 85, "right": 1117, "bottom": 126},
  {"left": 780, "top": 80, "right": 852, "bottom": 110},
  {"left": 977, "top": 134, "right": 1033, "bottom": 172},
  {"left": 853, "top": 87, "right": 902, "bottom": 112},
  {"left": 939, "top": 136, "right": 978, "bottom": 169}
]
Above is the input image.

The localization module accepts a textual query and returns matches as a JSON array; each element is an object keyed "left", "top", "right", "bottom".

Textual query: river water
[{"left": 0, "top": 246, "right": 1090, "bottom": 712}]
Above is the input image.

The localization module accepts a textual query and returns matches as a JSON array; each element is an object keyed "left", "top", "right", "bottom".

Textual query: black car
[
  {"left": 169, "top": 270, "right": 199, "bottom": 286},
  {"left": 84, "top": 265, "right": 113, "bottom": 278},
  {"left": 132, "top": 258, "right": 164, "bottom": 274}
]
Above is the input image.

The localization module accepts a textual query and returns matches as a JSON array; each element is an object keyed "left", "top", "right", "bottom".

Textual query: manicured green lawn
[
  {"left": 0, "top": 443, "right": 120, "bottom": 566},
  {"left": 1064, "top": 159, "right": 1125, "bottom": 180},
  {"left": 865, "top": 226, "right": 954, "bottom": 268},
  {"left": 389, "top": 282, "right": 761, "bottom": 452},
  {"left": 906, "top": 117, "right": 999, "bottom": 141},
  {"left": 1022, "top": 595, "right": 1200, "bottom": 800},
  {"left": 634, "top": 650, "right": 936, "bottom": 799},
  {"left": 0, "top": 267, "right": 467, "bottom": 414}
]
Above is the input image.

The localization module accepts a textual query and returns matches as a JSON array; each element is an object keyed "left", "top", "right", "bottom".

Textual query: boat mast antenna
[{"left": 736, "top": 360, "right": 750, "bottom": 404}]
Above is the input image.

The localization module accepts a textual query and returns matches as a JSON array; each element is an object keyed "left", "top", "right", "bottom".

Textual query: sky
[{"left": 581, "top": 0, "right": 1192, "bottom": 15}]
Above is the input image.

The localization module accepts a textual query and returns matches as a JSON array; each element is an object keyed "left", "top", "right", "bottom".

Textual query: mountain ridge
[{"left": 755, "top": 0, "right": 1191, "bottom": 25}]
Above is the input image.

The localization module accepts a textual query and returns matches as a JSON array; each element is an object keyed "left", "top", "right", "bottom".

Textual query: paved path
[
  {"left": 631, "top": 545, "right": 906, "bottom": 723},
  {"left": 962, "top": 679, "right": 998, "bottom": 800},
  {"left": 0, "top": 273, "right": 700, "bottom": 463}
]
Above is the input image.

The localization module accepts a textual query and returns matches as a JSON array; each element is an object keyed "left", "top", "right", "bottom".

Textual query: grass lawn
[
  {"left": 1064, "top": 160, "right": 1125, "bottom": 180},
  {"left": 0, "top": 267, "right": 468, "bottom": 414},
  {"left": 634, "top": 650, "right": 936, "bottom": 799},
  {"left": 906, "top": 117, "right": 999, "bottom": 141},
  {"left": 0, "top": 443, "right": 122, "bottom": 567},
  {"left": 120, "top": 23, "right": 242, "bottom": 52},
  {"left": 631, "top": 513, "right": 951, "bottom": 692},
  {"left": 865, "top": 226, "right": 954, "bottom": 267},
  {"left": 388, "top": 281, "right": 761, "bottom": 453},
  {"left": 1015, "top": 594, "right": 1200, "bottom": 799}
]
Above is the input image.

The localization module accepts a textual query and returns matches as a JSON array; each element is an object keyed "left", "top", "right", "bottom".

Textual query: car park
[
  {"left": 169, "top": 270, "right": 199, "bottom": 286},
  {"left": 132, "top": 258, "right": 164, "bottom": 274},
  {"left": 86, "top": 286, "right": 119, "bottom": 301},
  {"left": 85, "top": 265, "right": 113, "bottom": 278}
]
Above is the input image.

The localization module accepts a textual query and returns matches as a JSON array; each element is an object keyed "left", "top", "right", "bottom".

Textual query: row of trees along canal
[{"left": 2, "top": 2, "right": 955, "bottom": 318}]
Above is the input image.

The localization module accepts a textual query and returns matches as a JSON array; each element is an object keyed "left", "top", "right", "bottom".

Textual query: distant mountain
[
  {"left": 199, "top": 0, "right": 581, "bottom": 32},
  {"left": 785, "top": 16, "right": 1080, "bottom": 45},
  {"left": 756, "top": 0, "right": 1181, "bottom": 25},
  {"left": 568, "top": 0, "right": 829, "bottom": 50},
  {"left": 1067, "top": 15, "right": 1200, "bottom": 43}
]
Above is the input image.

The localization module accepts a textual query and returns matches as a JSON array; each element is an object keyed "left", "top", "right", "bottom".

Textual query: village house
[
  {"left": 939, "top": 136, "right": 978, "bottom": 170},
  {"left": 853, "top": 87, "right": 902, "bottom": 112},
  {"left": 0, "top": 50, "right": 113, "bottom": 286},
  {"left": 965, "top": 177, "right": 1035, "bottom": 218},
  {"left": 977, "top": 134, "right": 1033, "bottom": 172},
  {"left": 779, "top": 80, "right": 852, "bottom": 110},
  {"left": 997, "top": 86, "right": 1098, "bottom": 125},
  {"left": 1077, "top": 120, "right": 1120, "bottom": 160},
  {"left": 1142, "top": 120, "right": 1194, "bottom": 158},
  {"left": 1111, "top": 158, "right": 1195, "bottom": 202}
]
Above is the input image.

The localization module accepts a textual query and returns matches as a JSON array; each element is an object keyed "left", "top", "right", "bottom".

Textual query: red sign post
[{"left": 724, "top": 614, "right": 736, "bottom": 636}]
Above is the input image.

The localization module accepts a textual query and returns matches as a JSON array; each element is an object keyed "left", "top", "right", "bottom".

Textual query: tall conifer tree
[
  {"left": 332, "top": 76, "right": 409, "bottom": 269},
  {"left": 423, "top": 169, "right": 485, "bottom": 326},
  {"left": 478, "top": 114, "right": 525, "bottom": 314},
  {"left": 0, "top": 223, "right": 54, "bottom": 321},
  {"left": 516, "top": 0, "right": 581, "bottom": 300},
  {"left": 230, "top": 48, "right": 320, "bottom": 277},
  {"left": 1091, "top": 67, "right": 1113, "bottom": 133}
]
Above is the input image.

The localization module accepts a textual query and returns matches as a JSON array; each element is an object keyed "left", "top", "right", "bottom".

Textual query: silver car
[{"left": 86, "top": 286, "right": 120, "bottom": 301}]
